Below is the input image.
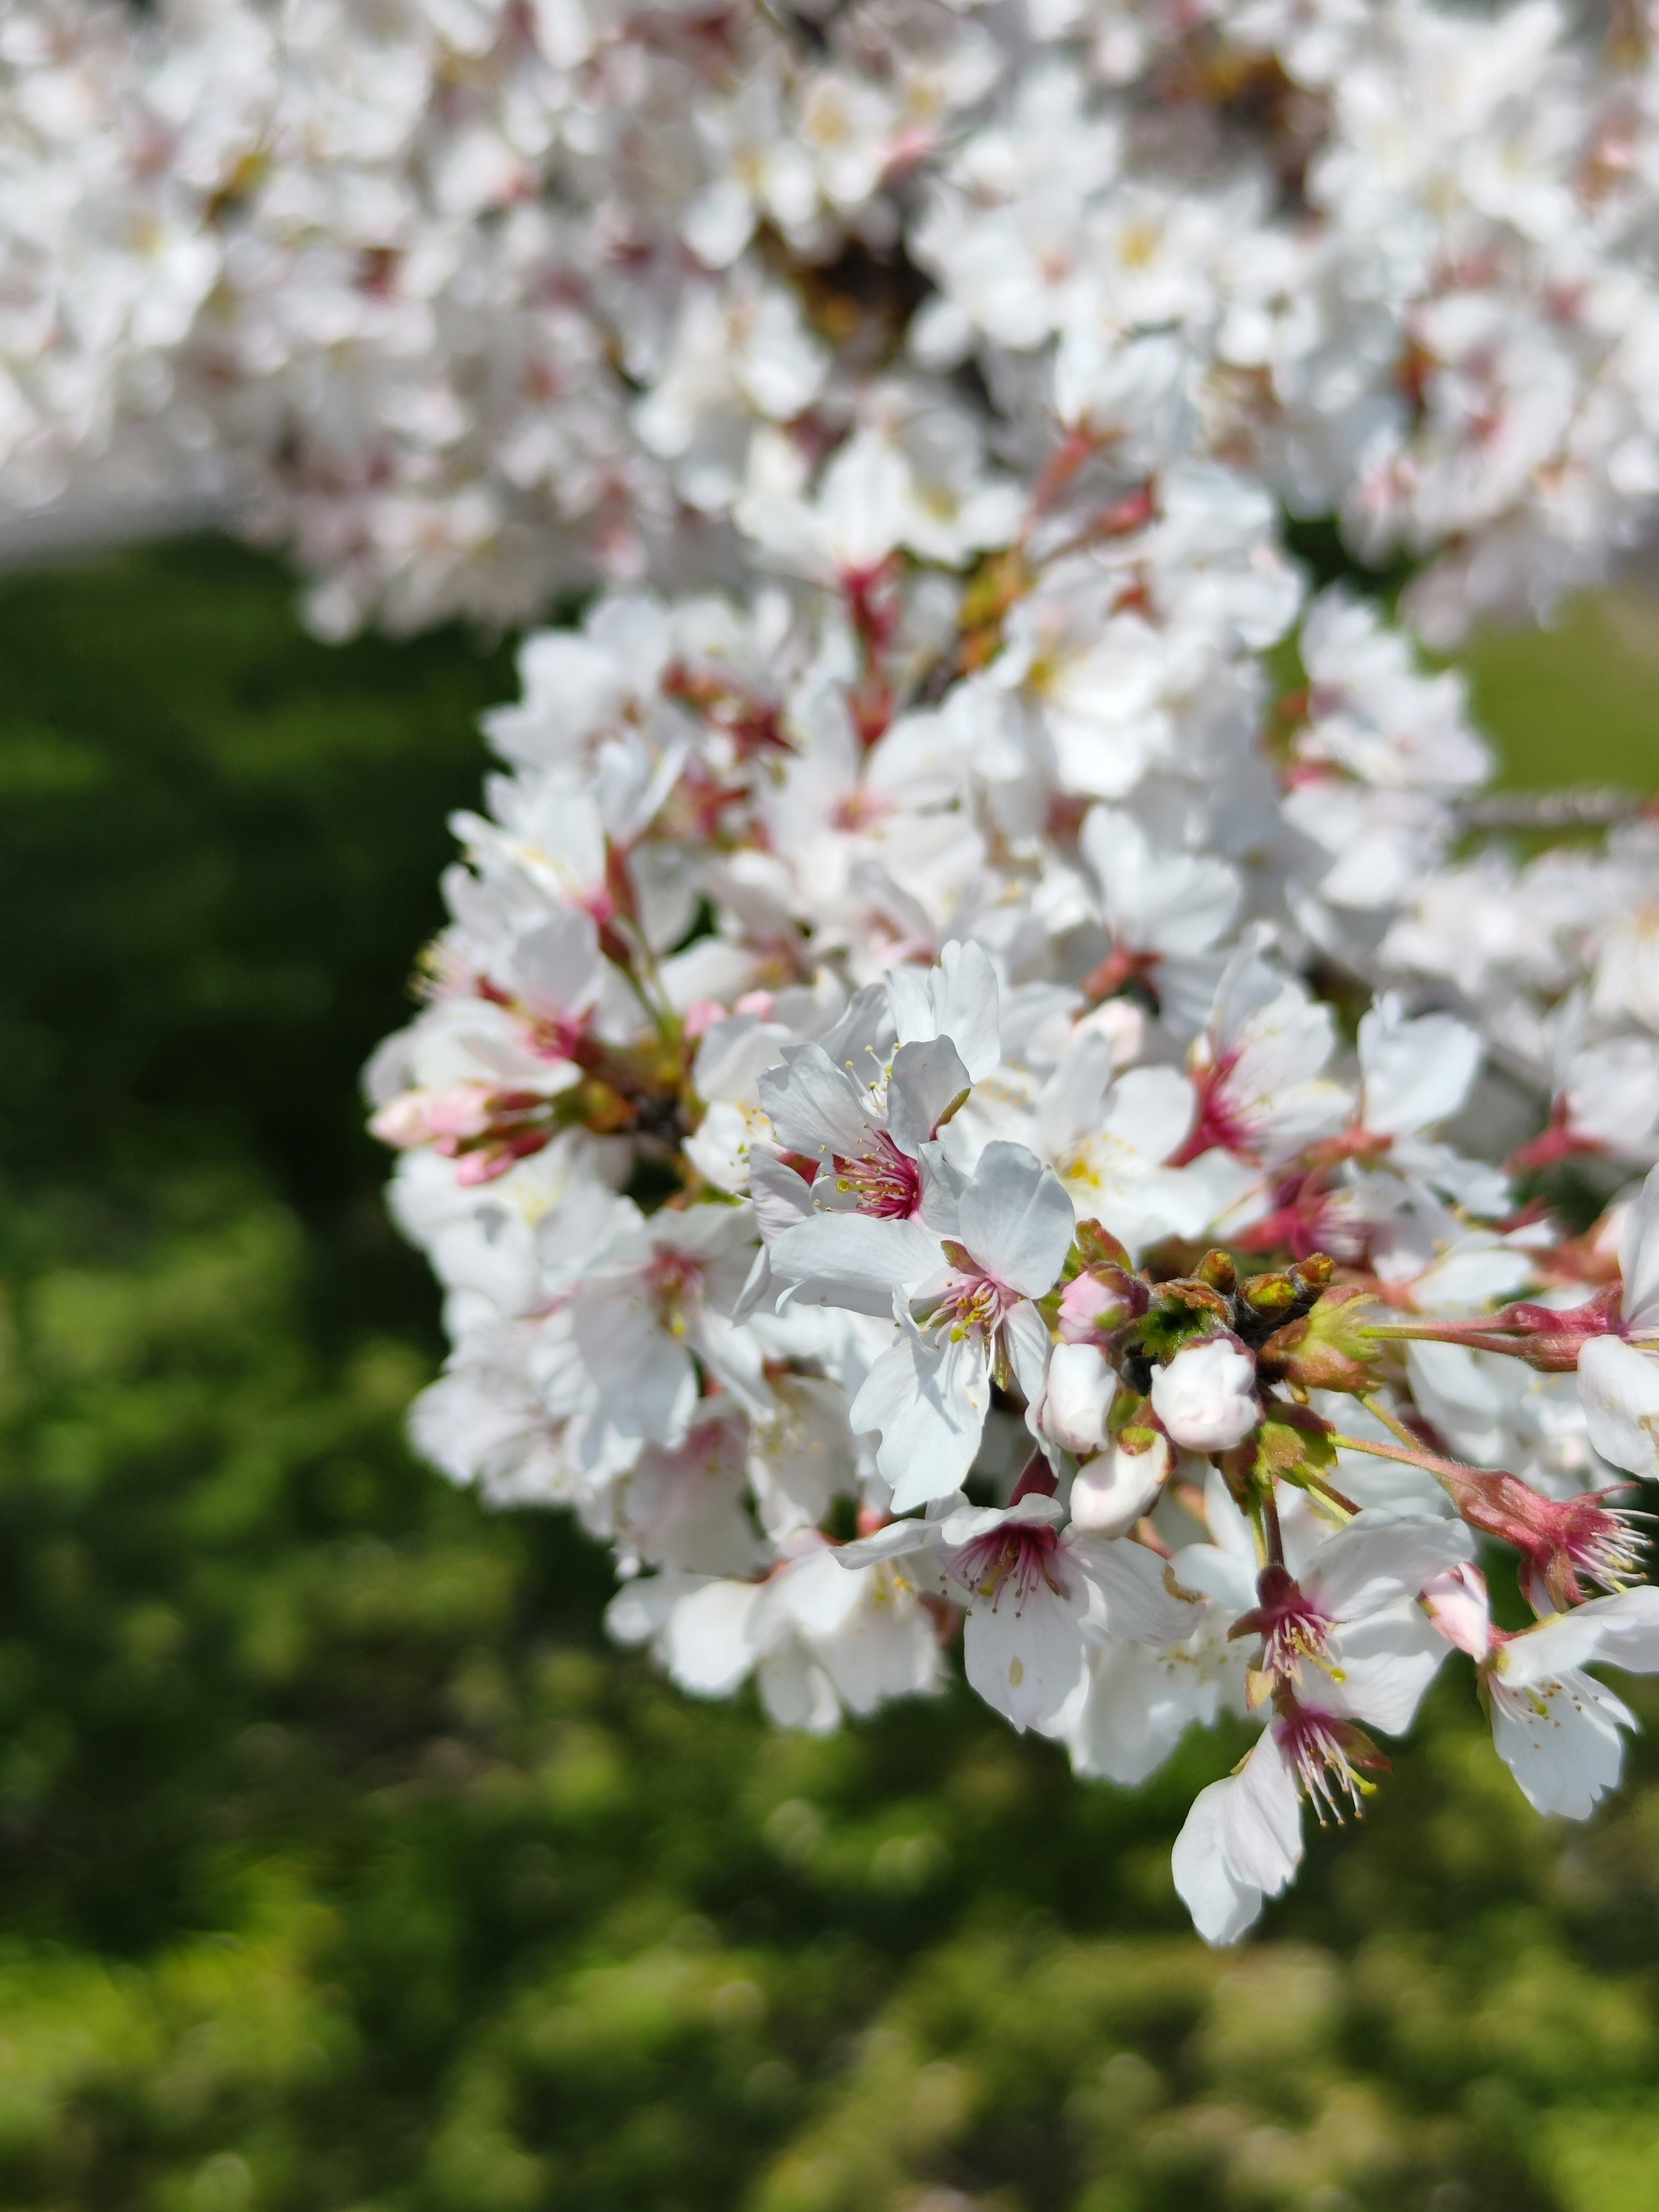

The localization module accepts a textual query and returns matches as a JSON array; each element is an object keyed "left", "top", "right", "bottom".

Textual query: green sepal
[
  {"left": 1257, "top": 1284, "right": 1383, "bottom": 1393},
  {"left": 1138, "top": 1281, "right": 1233, "bottom": 1360},
  {"left": 1252, "top": 1402, "right": 1337, "bottom": 1491}
]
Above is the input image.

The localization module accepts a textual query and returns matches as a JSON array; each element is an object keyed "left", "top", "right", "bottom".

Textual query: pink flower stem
[
  {"left": 1325, "top": 1430, "right": 1477, "bottom": 1491},
  {"left": 1360, "top": 1318, "right": 1537, "bottom": 1355}
]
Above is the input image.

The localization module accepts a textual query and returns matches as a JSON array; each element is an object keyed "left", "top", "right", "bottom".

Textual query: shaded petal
[
  {"left": 1172, "top": 1728, "right": 1301, "bottom": 1946},
  {"left": 664, "top": 1580, "right": 763, "bottom": 1697},
  {"left": 1577, "top": 1334, "right": 1659, "bottom": 1478},
  {"left": 1620, "top": 1163, "right": 1659, "bottom": 1331},
  {"left": 1002, "top": 1297, "right": 1055, "bottom": 1414},
  {"left": 1490, "top": 1669, "right": 1631, "bottom": 1820},
  {"left": 771, "top": 1212, "right": 943, "bottom": 1317},
  {"left": 1314, "top": 1603, "right": 1449, "bottom": 1734},
  {"left": 1357, "top": 997, "right": 1481, "bottom": 1137},
  {"left": 887, "top": 939, "right": 1002, "bottom": 1080},
  {"left": 959, "top": 1141, "right": 1076, "bottom": 1297},
  {"left": 850, "top": 1328, "right": 990, "bottom": 1510},
  {"left": 760, "top": 1042, "right": 878, "bottom": 1162},
  {"left": 1497, "top": 1586, "right": 1659, "bottom": 1687},
  {"left": 1303, "top": 1512, "right": 1474, "bottom": 1621},
  {"left": 887, "top": 1036, "right": 972, "bottom": 1158},
  {"left": 963, "top": 1581, "right": 1089, "bottom": 1735}
]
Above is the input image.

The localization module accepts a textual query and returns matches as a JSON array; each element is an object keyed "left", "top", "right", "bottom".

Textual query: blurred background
[{"left": 1, "top": 538, "right": 1656, "bottom": 2212}]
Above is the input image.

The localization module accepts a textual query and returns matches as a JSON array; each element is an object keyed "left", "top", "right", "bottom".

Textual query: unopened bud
[
  {"left": 1040, "top": 1343, "right": 1119, "bottom": 1455},
  {"left": 1258, "top": 1284, "right": 1381, "bottom": 1393},
  {"left": 1421, "top": 1562, "right": 1491, "bottom": 1662},
  {"left": 1150, "top": 1336, "right": 1260, "bottom": 1453},
  {"left": 1058, "top": 1264, "right": 1148, "bottom": 1344},
  {"left": 1074, "top": 1219, "right": 1133, "bottom": 1271},
  {"left": 1238, "top": 1270, "right": 1299, "bottom": 1322},
  {"left": 1070, "top": 1424, "right": 1170, "bottom": 1536},
  {"left": 370, "top": 1082, "right": 495, "bottom": 1149}
]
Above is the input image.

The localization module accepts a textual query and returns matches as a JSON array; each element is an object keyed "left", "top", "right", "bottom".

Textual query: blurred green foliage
[
  {"left": 1, "top": 539, "right": 1659, "bottom": 2212},
  {"left": 1458, "top": 587, "right": 1659, "bottom": 793}
]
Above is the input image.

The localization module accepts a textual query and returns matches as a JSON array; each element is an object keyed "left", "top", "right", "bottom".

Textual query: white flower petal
[
  {"left": 770, "top": 1212, "right": 943, "bottom": 1317},
  {"left": 1576, "top": 1334, "right": 1659, "bottom": 1479},
  {"left": 958, "top": 1141, "right": 1076, "bottom": 1297},
  {"left": 850, "top": 1328, "right": 991, "bottom": 1510}
]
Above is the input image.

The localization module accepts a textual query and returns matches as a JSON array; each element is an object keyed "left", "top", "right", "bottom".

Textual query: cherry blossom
[{"left": 22, "top": 0, "right": 1648, "bottom": 1950}]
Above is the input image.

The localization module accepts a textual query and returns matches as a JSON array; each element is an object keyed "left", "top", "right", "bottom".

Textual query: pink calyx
[
  {"left": 1509, "top": 1104, "right": 1602, "bottom": 1174},
  {"left": 1230, "top": 1564, "right": 1335, "bottom": 1684},
  {"left": 1439, "top": 1465, "right": 1643, "bottom": 1608}
]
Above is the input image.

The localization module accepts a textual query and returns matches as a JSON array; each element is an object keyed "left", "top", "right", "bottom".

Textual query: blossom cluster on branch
[
  {"left": 19, "top": 0, "right": 1659, "bottom": 1940},
  {"left": 365, "top": 544, "right": 1659, "bottom": 1943},
  {"left": 10, "top": 0, "right": 1659, "bottom": 641}
]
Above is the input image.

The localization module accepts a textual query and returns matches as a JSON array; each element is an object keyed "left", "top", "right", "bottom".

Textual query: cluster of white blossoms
[
  {"left": 12, "top": 0, "right": 1659, "bottom": 639},
  {"left": 22, "top": 0, "right": 1659, "bottom": 1942},
  {"left": 364, "top": 523, "right": 1659, "bottom": 1945}
]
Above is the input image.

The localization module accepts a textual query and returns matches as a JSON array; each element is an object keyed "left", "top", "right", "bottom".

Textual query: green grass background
[{"left": 0, "top": 538, "right": 1657, "bottom": 2212}]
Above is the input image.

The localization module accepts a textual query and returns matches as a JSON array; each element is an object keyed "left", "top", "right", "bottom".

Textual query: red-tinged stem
[
  {"left": 1026, "top": 429, "right": 1098, "bottom": 522},
  {"left": 1362, "top": 1392, "right": 1434, "bottom": 1457},
  {"left": 1261, "top": 1486, "right": 1286, "bottom": 1566},
  {"left": 1361, "top": 1318, "right": 1542, "bottom": 1357},
  {"left": 1326, "top": 1431, "right": 1473, "bottom": 1488},
  {"left": 1302, "top": 1469, "right": 1361, "bottom": 1519}
]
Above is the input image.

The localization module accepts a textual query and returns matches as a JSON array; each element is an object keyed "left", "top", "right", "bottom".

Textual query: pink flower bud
[
  {"left": 369, "top": 1082, "right": 494, "bottom": 1150},
  {"left": 1149, "top": 1337, "right": 1260, "bottom": 1453},
  {"left": 1058, "top": 1264, "right": 1147, "bottom": 1345},
  {"left": 1421, "top": 1562, "right": 1491, "bottom": 1662}
]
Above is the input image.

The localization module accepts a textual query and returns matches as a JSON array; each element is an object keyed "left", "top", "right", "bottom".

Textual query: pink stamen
[
  {"left": 832, "top": 1132, "right": 922, "bottom": 1219},
  {"left": 1274, "top": 1707, "right": 1389, "bottom": 1825},
  {"left": 1439, "top": 1465, "right": 1644, "bottom": 1607},
  {"left": 1232, "top": 1564, "right": 1334, "bottom": 1682},
  {"left": 1233, "top": 1170, "right": 1367, "bottom": 1262},
  {"left": 1169, "top": 1054, "right": 1255, "bottom": 1166},
  {"left": 950, "top": 1522, "right": 1065, "bottom": 1611}
]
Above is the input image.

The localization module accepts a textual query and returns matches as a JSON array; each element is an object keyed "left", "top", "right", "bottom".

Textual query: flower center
[
  {"left": 1170, "top": 1051, "right": 1255, "bottom": 1166},
  {"left": 1276, "top": 1708, "right": 1388, "bottom": 1825},
  {"left": 646, "top": 1249, "right": 704, "bottom": 1337},
  {"left": 1238, "top": 1566, "right": 1337, "bottom": 1685},
  {"left": 832, "top": 1132, "right": 922, "bottom": 1219},
  {"left": 950, "top": 1523, "right": 1064, "bottom": 1610},
  {"left": 925, "top": 1262, "right": 1012, "bottom": 1345}
]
